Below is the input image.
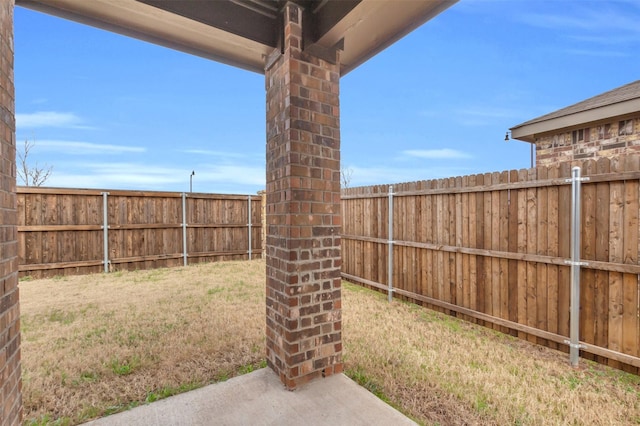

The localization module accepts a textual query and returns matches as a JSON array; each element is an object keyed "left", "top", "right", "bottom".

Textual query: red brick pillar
[
  {"left": 264, "top": 2, "right": 342, "bottom": 389},
  {"left": 0, "top": 0, "right": 21, "bottom": 424}
]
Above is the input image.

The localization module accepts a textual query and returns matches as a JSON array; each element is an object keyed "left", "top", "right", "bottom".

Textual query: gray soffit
[
  {"left": 511, "top": 80, "right": 640, "bottom": 143},
  {"left": 17, "top": 0, "right": 457, "bottom": 75}
]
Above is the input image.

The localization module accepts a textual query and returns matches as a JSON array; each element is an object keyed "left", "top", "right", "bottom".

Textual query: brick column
[
  {"left": 0, "top": 0, "right": 21, "bottom": 424},
  {"left": 264, "top": 2, "right": 342, "bottom": 389}
]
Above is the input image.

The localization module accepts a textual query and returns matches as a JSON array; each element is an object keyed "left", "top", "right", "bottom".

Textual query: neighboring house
[{"left": 510, "top": 80, "right": 640, "bottom": 167}]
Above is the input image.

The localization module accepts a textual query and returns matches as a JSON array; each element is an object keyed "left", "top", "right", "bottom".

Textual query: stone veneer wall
[{"left": 535, "top": 116, "right": 640, "bottom": 166}]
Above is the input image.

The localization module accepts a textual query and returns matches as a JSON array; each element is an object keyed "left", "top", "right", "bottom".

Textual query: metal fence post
[
  {"left": 182, "top": 192, "right": 188, "bottom": 267},
  {"left": 388, "top": 185, "right": 394, "bottom": 303},
  {"left": 565, "top": 166, "right": 589, "bottom": 367},
  {"left": 248, "top": 195, "right": 252, "bottom": 260},
  {"left": 101, "top": 192, "right": 109, "bottom": 273}
]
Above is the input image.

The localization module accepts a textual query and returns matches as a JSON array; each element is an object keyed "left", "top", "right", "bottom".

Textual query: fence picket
[
  {"left": 491, "top": 172, "right": 500, "bottom": 329},
  {"left": 476, "top": 173, "right": 486, "bottom": 325},
  {"left": 17, "top": 188, "right": 262, "bottom": 278},
  {"left": 469, "top": 174, "right": 478, "bottom": 321},
  {"left": 455, "top": 176, "right": 464, "bottom": 314},
  {"left": 536, "top": 166, "right": 549, "bottom": 345},
  {"left": 609, "top": 158, "right": 625, "bottom": 369},
  {"left": 581, "top": 160, "right": 597, "bottom": 360},
  {"left": 594, "top": 157, "right": 611, "bottom": 364},
  {"left": 340, "top": 154, "right": 640, "bottom": 372},
  {"left": 546, "top": 163, "right": 560, "bottom": 349},
  {"left": 557, "top": 161, "right": 572, "bottom": 347},
  {"left": 622, "top": 156, "right": 640, "bottom": 365},
  {"left": 461, "top": 175, "right": 470, "bottom": 322},
  {"left": 516, "top": 169, "right": 528, "bottom": 339},
  {"left": 508, "top": 170, "right": 519, "bottom": 336},
  {"left": 499, "top": 171, "right": 509, "bottom": 334}
]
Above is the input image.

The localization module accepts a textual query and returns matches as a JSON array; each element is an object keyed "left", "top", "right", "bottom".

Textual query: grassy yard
[{"left": 20, "top": 259, "right": 640, "bottom": 425}]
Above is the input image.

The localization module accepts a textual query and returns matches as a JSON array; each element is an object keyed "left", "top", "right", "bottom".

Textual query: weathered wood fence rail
[
  {"left": 17, "top": 187, "right": 263, "bottom": 278},
  {"left": 341, "top": 155, "right": 640, "bottom": 373}
]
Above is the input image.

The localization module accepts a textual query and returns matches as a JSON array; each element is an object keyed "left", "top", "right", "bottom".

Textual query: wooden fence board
[
  {"left": 418, "top": 192, "right": 428, "bottom": 304},
  {"left": 448, "top": 178, "right": 457, "bottom": 308},
  {"left": 622, "top": 156, "right": 639, "bottom": 369},
  {"left": 461, "top": 176, "right": 470, "bottom": 321},
  {"left": 609, "top": 158, "right": 625, "bottom": 368},
  {"left": 17, "top": 188, "right": 262, "bottom": 277},
  {"left": 421, "top": 188, "right": 433, "bottom": 308},
  {"left": 434, "top": 183, "right": 443, "bottom": 306},
  {"left": 498, "top": 171, "right": 509, "bottom": 333},
  {"left": 468, "top": 174, "right": 477, "bottom": 319},
  {"left": 581, "top": 160, "right": 597, "bottom": 359},
  {"left": 557, "top": 162, "right": 572, "bottom": 344},
  {"left": 484, "top": 172, "right": 494, "bottom": 323},
  {"left": 546, "top": 163, "right": 560, "bottom": 348},
  {"left": 516, "top": 169, "right": 528, "bottom": 339},
  {"left": 490, "top": 172, "right": 500, "bottom": 328},
  {"left": 455, "top": 177, "right": 464, "bottom": 314},
  {"left": 594, "top": 158, "right": 611, "bottom": 364},
  {"left": 507, "top": 170, "right": 519, "bottom": 336},
  {"left": 378, "top": 196, "right": 386, "bottom": 288},
  {"left": 445, "top": 179, "right": 453, "bottom": 307},
  {"left": 526, "top": 168, "right": 538, "bottom": 343},
  {"left": 411, "top": 185, "right": 419, "bottom": 294},
  {"left": 475, "top": 173, "right": 486, "bottom": 324},
  {"left": 536, "top": 166, "right": 549, "bottom": 345},
  {"left": 340, "top": 154, "right": 640, "bottom": 371}
]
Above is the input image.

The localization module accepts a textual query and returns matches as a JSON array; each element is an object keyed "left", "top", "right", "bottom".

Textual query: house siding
[{"left": 535, "top": 116, "right": 640, "bottom": 166}]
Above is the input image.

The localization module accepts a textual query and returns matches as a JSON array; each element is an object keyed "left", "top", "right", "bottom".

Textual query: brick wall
[
  {"left": 264, "top": 2, "right": 342, "bottom": 389},
  {"left": 535, "top": 116, "right": 640, "bottom": 166},
  {"left": 0, "top": 0, "right": 21, "bottom": 424},
  {"left": 258, "top": 190, "right": 266, "bottom": 258}
]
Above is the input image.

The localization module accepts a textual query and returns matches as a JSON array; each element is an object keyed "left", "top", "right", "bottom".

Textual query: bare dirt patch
[{"left": 20, "top": 260, "right": 640, "bottom": 425}]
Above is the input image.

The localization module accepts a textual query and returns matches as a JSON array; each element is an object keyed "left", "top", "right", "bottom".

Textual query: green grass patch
[
  {"left": 238, "top": 360, "right": 267, "bottom": 375},
  {"left": 145, "top": 382, "right": 201, "bottom": 403},
  {"left": 26, "top": 415, "right": 72, "bottom": 426},
  {"left": 47, "top": 309, "right": 76, "bottom": 325},
  {"left": 109, "top": 357, "right": 140, "bottom": 376},
  {"left": 345, "top": 367, "right": 391, "bottom": 404}
]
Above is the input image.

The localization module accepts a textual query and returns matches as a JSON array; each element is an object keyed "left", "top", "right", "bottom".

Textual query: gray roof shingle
[{"left": 512, "top": 80, "right": 640, "bottom": 129}]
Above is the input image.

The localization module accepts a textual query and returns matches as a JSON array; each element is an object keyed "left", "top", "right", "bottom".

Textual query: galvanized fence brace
[
  {"left": 102, "top": 192, "right": 110, "bottom": 272},
  {"left": 564, "top": 166, "right": 589, "bottom": 366},
  {"left": 387, "top": 185, "right": 394, "bottom": 303},
  {"left": 248, "top": 195, "right": 252, "bottom": 261},
  {"left": 382, "top": 168, "right": 592, "bottom": 368},
  {"left": 98, "top": 192, "right": 256, "bottom": 271},
  {"left": 182, "top": 192, "right": 188, "bottom": 266}
]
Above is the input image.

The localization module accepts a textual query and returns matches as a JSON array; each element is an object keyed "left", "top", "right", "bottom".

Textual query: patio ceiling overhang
[{"left": 16, "top": 0, "right": 456, "bottom": 75}]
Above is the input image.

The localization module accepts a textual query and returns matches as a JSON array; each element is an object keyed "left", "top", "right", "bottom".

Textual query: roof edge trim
[{"left": 511, "top": 98, "right": 640, "bottom": 143}]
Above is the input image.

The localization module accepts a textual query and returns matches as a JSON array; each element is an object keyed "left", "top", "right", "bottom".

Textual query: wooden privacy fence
[
  {"left": 341, "top": 154, "right": 640, "bottom": 373},
  {"left": 17, "top": 187, "right": 263, "bottom": 278}
]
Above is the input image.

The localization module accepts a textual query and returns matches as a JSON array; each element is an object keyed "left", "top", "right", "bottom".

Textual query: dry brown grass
[
  {"left": 20, "top": 260, "right": 265, "bottom": 425},
  {"left": 343, "top": 285, "right": 640, "bottom": 425},
  {"left": 20, "top": 259, "right": 640, "bottom": 425}
]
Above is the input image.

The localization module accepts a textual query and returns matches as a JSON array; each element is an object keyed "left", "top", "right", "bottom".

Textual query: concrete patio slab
[{"left": 83, "top": 368, "right": 416, "bottom": 426}]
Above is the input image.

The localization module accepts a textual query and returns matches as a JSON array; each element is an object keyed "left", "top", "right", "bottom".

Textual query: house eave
[{"left": 511, "top": 98, "right": 640, "bottom": 144}]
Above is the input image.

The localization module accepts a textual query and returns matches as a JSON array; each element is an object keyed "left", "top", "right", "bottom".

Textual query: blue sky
[{"left": 14, "top": 1, "right": 640, "bottom": 194}]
